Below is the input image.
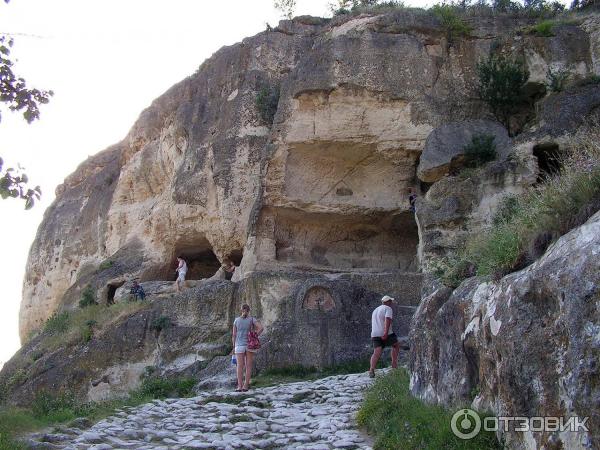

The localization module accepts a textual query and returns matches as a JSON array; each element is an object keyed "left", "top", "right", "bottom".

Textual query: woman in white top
[{"left": 174, "top": 256, "right": 187, "bottom": 293}]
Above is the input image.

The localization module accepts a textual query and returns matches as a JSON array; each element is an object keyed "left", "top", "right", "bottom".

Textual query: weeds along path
[{"left": 26, "top": 373, "right": 377, "bottom": 449}]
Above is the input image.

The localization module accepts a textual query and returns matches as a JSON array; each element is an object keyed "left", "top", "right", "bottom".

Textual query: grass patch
[
  {"left": 138, "top": 376, "right": 196, "bottom": 399},
  {"left": 528, "top": 19, "right": 556, "bottom": 36},
  {"left": 43, "top": 312, "right": 70, "bottom": 335},
  {"left": 431, "top": 4, "right": 472, "bottom": 43},
  {"left": 0, "top": 375, "right": 196, "bottom": 447},
  {"left": 357, "top": 369, "right": 501, "bottom": 450},
  {"left": 526, "top": 18, "right": 580, "bottom": 37},
  {"left": 331, "top": 1, "right": 408, "bottom": 16},
  {"left": 79, "top": 285, "right": 97, "bottom": 308},
  {"left": 436, "top": 123, "right": 600, "bottom": 286},
  {"left": 41, "top": 302, "right": 148, "bottom": 352},
  {"left": 98, "top": 260, "right": 114, "bottom": 271}
]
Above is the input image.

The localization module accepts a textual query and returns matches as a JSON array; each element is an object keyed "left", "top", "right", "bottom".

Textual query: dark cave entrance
[
  {"left": 106, "top": 281, "right": 125, "bottom": 305},
  {"left": 533, "top": 143, "right": 562, "bottom": 183},
  {"left": 226, "top": 249, "right": 243, "bottom": 266}
]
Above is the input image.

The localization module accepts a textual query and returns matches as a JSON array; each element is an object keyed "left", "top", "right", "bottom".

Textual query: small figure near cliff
[
  {"left": 174, "top": 256, "right": 188, "bottom": 293},
  {"left": 232, "top": 304, "right": 264, "bottom": 392},
  {"left": 369, "top": 295, "right": 400, "bottom": 378},
  {"left": 222, "top": 258, "right": 236, "bottom": 281},
  {"left": 130, "top": 280, "right": 146, "bottom": 301},
  {"left": 408, "top": 187, "right": 417, "bottom": 213}
]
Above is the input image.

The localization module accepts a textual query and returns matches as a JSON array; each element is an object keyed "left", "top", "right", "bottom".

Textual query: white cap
[{"left": 381, "top": 295, "right": 395, "bottom": 303}]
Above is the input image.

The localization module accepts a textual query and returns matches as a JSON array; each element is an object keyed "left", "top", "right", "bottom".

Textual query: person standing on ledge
[
  {"left": 408, "top": 187, "right": 417, "bottom": 213},
  {"left": 369, "top": 295, "right": 400, "bottom": 378},
  {"left": 174, "top": 256, "right": 187, "bottom": 293}
]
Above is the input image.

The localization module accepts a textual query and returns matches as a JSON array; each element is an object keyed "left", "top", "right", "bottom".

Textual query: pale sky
[{"left": 0, "top": 0, "right": 435, "bottom": 367}]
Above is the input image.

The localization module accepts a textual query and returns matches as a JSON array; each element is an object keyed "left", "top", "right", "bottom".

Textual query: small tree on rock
[{"left": 477, "top": 54, "right": 529, "bottom": 132}]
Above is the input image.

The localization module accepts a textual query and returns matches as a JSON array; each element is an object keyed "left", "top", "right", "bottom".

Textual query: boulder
[{"left": 417, "top": 119, "right": 512, "bottom": 183}]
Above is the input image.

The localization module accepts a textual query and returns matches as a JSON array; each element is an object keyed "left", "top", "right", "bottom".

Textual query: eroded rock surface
[{"left": 410, "top": 211, "right": 600, "bottom": 449}]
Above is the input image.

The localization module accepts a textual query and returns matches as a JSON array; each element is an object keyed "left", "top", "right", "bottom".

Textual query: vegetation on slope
[
  {"left": 436, "top": 123, "right": 600, "bottom": 287},
  {"left": 358, "top": 369, "right": 501, "bottom": 450},
  {"left": 0, "top": 375, "right": 196, "bottom": 450}
]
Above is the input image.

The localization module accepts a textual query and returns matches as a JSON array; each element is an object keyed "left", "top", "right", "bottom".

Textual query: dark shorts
[{"left": 372, "top": 333, "right": 399, "bottom": 349}]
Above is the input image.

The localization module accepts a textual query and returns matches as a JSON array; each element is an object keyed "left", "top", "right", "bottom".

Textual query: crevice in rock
[
  {"left": 106, "top": 281, "right": 125, "bottom": 305},
  {"left": 533, "top": 142, "right": 562, "bottom": 183}
]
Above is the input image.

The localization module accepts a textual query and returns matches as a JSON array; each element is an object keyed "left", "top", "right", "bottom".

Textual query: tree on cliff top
[
  {"left": 0, "top": 33, "right": 53, "bottom": 209},
  {"left": 274, "top": 0, "right": 297, "bottom": 19}
]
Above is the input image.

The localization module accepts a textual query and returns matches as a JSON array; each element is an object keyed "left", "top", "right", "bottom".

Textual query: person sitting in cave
[
  {"left": 130, "top": 280, "right": 146, "bottom": 301},
  {"left": 408, "top": 187, "right": 417, "bottom": 213},
  {"left": 222, "top": 258, "right": 236, "bottom": 281},
  {"left": 174, "top": 256, "right": 188, "bottom": 293}
]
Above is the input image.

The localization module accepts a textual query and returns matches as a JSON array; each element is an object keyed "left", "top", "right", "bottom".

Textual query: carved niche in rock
[{"left": 302, "top": 286, "right": 336, "bottom": 312}]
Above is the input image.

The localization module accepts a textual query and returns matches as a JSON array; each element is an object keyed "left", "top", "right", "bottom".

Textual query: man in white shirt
[{"left": 369, "top": 295, "right": 400, "bottom": 378}]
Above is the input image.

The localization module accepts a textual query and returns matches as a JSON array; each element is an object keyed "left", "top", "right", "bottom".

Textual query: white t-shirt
[{"left": 371, "top": 304, "right": 393, "bottom": 337}]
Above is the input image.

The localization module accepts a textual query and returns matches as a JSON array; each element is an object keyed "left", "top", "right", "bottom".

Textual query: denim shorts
[{"left": 235, "top": 345, "right": 257, "bottom": 354}]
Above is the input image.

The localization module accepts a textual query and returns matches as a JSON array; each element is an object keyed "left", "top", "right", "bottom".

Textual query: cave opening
[
  {"left": 106, "top": 281, "right": 125, "bottom": 305},
  {"left": 533, "top": 143, "right": 562, "bottom": 182},
  {"left": 174, "top": 246, "right": 221, "bottom": 280},
  {"left": 142, "top": 235, "right": 222, "bottom": 281}
]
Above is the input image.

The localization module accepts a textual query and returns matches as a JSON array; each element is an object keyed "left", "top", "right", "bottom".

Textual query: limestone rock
[
  {"left": 409, "top": 210, "right": 600, "bottom": 449},
  {"left": 416, "top": 119, "right": 511, "bottom": 183}
]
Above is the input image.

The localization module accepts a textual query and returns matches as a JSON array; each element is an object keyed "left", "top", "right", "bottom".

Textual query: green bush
[
  {"left": 44, "top": 311, "right": 70, "bottom": 335},
  {"left": 529, "top": 19, "right": 556, "bottom": 36},
  {"left": 7, "top": 370, "right": 27, "bottom": 389},
  {"left": 431, "top": 4, "right": 472, "bottom": 43},
  {"left": 477, "top": 54, "right": 529, "bottom": 130},
  {"left": 98, "top": 260, "right": 113, "bottom": 271},
  {"left": 31, "top": 391, "right": 75, "bottom": 418},
  {"left": 463, "top": 134, "right": 498, "bottom": 167},
  {"left": 255, "top": 84, "right": 280, "bottom": 125},
  {"left": 79, "top": 285, "right": 96, "bottom": 309},
  {"left": 80, "top": 325, "right": 94, "bottom": 343},
  {"left": 357, "top": 369, "right": 501, "bottom": 450},
  {"left": 330, "top": 0, "right": 405, "bottom": 15},
  {"left": 150, "top": 316, "right": 172, "bottom": 333}
]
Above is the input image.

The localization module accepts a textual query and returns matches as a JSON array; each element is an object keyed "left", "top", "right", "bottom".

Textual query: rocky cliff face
[
  {"left": 410, "top": 211, "right": 600, "bottom": 449},
  {"left": 3, "top": 9, "right": 600, "bottom": 447}
]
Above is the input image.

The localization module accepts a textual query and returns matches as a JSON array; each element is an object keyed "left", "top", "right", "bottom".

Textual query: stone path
[{"left": 27, "top": 372, "right": 377, "bottom": 449}]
